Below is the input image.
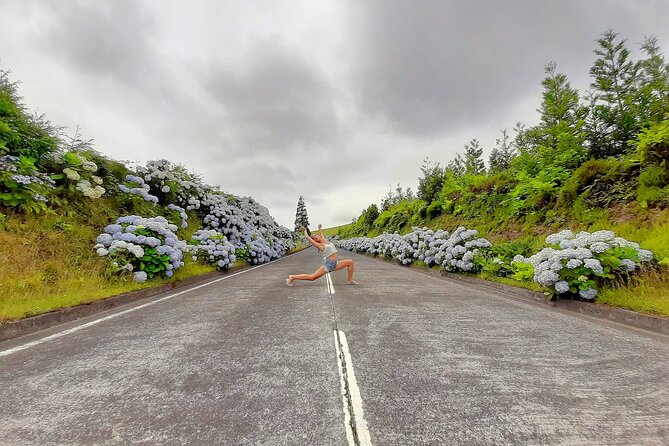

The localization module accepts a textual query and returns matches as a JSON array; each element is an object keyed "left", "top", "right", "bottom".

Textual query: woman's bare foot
[
  {"left": 286, "top": 277, "right": 294, "bottom": 287},
  {"left": 346, "top": 280, "right": 359, "bottom": 285}
]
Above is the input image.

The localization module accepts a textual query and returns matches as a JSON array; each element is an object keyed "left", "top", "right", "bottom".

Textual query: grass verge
[{"left": 0, "top": 207, "right": 307, "bottom": 324}]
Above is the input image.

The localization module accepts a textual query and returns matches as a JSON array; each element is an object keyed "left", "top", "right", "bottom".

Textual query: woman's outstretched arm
[
  {"left": 318, "top": 224, "right": 326, "bottom": 242},
  {"left": 302, "top": 227, "right": 324, "bottom": 251}
]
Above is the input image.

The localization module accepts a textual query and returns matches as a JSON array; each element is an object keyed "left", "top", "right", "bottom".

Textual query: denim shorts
[{"left": 324, "top": 258, "right": 337, "bottom": 272}]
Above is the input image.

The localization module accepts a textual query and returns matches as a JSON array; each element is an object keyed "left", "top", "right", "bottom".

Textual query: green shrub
[
  {"left": 636, "top": 120, "right": 669, "bottom": 164},
  {"left": 637, "top": 165, "right": 669, "bottom": 207},
  {"left": 0, "top": 69, "right": 59, "bottom": 161},
  {"left": 0, "top": 155, "right": 54, "bottom": 213},
  {"left": 426, "top": 200, "right": 442, "bottom": 219}
]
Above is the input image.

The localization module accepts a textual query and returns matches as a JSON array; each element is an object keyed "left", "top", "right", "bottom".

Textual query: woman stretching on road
[{"left": 286, "top": 224, "right": 358, "bottom": 286}]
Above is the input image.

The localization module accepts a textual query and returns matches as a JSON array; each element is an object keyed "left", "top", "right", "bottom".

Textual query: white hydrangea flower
[
  {"left": 82, "top": 161, "right": 98, "bottom": 171},
  {"left": 63, "top": 168, "right": 80, "bottom": 181}
]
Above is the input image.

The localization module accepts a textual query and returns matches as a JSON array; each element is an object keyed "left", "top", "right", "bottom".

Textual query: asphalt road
[{"left": 1, "top": 248, "right": 668, "bottom": 446}]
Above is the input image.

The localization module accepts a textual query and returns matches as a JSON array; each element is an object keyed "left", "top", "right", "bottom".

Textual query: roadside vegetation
[
  {"left": 0, "top": 68, "right": 299, "bottom": 323},
  {"left": 335, "top": 30, "right": 669, "bottom": 316}
]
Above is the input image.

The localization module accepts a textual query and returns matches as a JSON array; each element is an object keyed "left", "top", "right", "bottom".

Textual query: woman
[{"left": 286, "top": 224, "right": 358, "bottom": 286}]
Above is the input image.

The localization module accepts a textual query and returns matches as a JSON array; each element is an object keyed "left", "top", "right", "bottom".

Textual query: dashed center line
[
  {"left": 326, "top": 273, "right": 373, "bottom": 446},
  {"left": 334, "top": 329, "right": 373, "bottom": 446}
]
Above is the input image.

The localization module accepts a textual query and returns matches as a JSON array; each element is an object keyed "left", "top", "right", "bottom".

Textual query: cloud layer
[{"left": 2, "top": 0, "right": 668, "bottom": 227}]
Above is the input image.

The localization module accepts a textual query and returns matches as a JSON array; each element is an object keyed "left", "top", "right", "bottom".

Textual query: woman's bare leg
[
  {"left": 333, "top": 259, "right": 358, "bottom": 284},
  {"left": 287, "top": 266, "right": 327, "bottom": 285}
]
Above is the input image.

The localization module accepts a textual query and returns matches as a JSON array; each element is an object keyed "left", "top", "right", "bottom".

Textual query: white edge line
[
  {"left": 0, "top": 255, "right": 292, "bottom": 357},
  {"left": 337, "top": 330, "right": 373, "bottom": 446},
  {"left": 334, "top": 330, "right": 355, "bottom": 445}
]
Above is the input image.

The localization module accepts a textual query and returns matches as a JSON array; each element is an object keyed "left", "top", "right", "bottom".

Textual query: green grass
[
  {"left": 0, "top": 202, "right": 280, "bottom": 323},
  {"left": 596, "top": 268, "right": 669, "bottom": 316},
  {"left": 321, "top": 224, "right": 351, "bottom": 237},
  {"left": 0, "top": 262, "right": 221, "bottom": 323},
  {"left": 476, "top": 272, "right": 545, "bottom": 293}
]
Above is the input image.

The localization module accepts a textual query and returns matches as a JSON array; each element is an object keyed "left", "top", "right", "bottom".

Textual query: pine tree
[
  {"left": 636, "top": 36, "right": 669, "bottom": 128},
  {"left": 294, "top": 196, "right": 309, "bottom": 231},
  {"left": 488, "top": 129, "right": 516, "bottom": 173},
  {"left": 531, "top": 62, "right": 587, "bottom": 170},
  {"left": 464, "top": 138, "right": 485, "bottom": 175},
  {"left": 447, "top": 153, "right": 465, "bottom": 177},
  {"left": 417, "top": 157, "right": 444, "bottom": 204},
  {"left": 587, "top": 30, "right": 641, "bottom": 157}
]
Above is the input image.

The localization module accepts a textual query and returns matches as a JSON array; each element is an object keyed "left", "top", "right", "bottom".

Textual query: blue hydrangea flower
[
  {"left": 104, "top": 224, "right": 123, "bottom": 234},
  {"left": 133, "top": 271, "right": 148, "bottom": 283},
  {"left": 579, "top": 288, "right": 597, "bottom": 300},
  {"left": 555, "top": 281, "right": 570, "bottom": 294}
]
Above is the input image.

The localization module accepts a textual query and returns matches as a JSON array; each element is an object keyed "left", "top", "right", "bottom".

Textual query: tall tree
[
  {"left": 381, "top": 183, "right": 413, "bottom": 211},
  {"left": 417, "top": 157, "right": 444, "bottom": 204},
  {"left": 530, "top": 62, "right": 587, "bottom": 170},
  {"left": 463, "top": 138, "right": 485, "bottom": 175},
  {"left": 636, "top": 36, "right": 669, "bottom": 128},
  {"left": 488, "top": 128, "right": 516, "bottom": 173},
  {"left": 361, "top": 203, "right": 379, "bottom": 228},
  {"left": 587, "top": 30, "right": 641, "bottom": 157},
  {"left": 294, "top": 196, "right": 309, "bottom": 231},
  {"left": 447, "top": 153, "right": 465, "bottom": 177}
]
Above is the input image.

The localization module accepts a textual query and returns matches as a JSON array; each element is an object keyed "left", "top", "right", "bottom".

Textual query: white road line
[
  {"left": 334, "top": 330, "right": 373, "bottom": 446},
  {"left": 334, "top": 330, "right": 355, "bottom": 445},
  {"left": 0, "top": 257, "right": 288, "bottom": 358},
  {"left": 326, "top": 272, "right": 335, "bottom": 294}
]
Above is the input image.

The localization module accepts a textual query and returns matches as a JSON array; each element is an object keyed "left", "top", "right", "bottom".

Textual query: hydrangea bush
[
  {"left": 95, "top": 215, "right": 190, "bottom": 282},
  {"left": 513, "top": 230, "right": 654, "bottom": 299},
  {"left": 167, "top": 203, "right": 189, "bottom": 229},
  {"left": 200, "top": 193, "right": 295, "bottom": 264},
  {"left": 119, "top": 175, "right": 159, "bottom": 204},
  {"left": 51, "top": 151, "right": 105, "bottom": 199},
  {"left": 333, "top": 226, "right": 492, "bottom": 273},
  {"left": 134, "top": 159, "right": 209, "bottom": 211},
  {"left": 190, "top": 229, "right": 236, "bottom": 270},
  {"left": 0, "top": 155, "right": 55, "bottom": 212},
  {"left": 434, "top": 227, "right": 493, "bottom": 272}
]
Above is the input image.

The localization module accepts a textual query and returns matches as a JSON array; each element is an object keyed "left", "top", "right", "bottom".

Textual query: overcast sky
[{"left": 2, "top": 1, "right": 668, "bottom": 228}]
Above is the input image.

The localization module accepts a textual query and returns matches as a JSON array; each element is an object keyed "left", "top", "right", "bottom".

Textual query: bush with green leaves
[
  {"left": 513, "top": 230, "right": 654, "bottom": 300},
  {"left": 474, "top": 239, "right": 537, "bottom": 278},
  {"left": 134, "top": 159, "right": 209, "bottom": 211},
  {"left": 94, "top": 215, "right": 190, "bottom": 282},
  {"left": 1, "top": 68, "right": 60, "bottom": 162},
  {"left": 0, "top": 155, "right": 54, "bottom": 212},
  {"left": 50, "top": 151, "right": 106, "bottom": 199}
]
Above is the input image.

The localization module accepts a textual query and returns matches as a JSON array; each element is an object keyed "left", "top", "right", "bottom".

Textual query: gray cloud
[
  {"left": 345, "top": 0, "right": 669, "bottom": 136},
  {"left": 39, "top": 0, "right": 158, "bottom": 87},
  {"left": 205, "top": 41, "right": 340, "bottom": 153}
]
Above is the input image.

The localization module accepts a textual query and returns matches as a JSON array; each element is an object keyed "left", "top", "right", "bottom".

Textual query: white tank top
[{"left": 322, "top": 242, "right": 337, "bottom": 258}]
